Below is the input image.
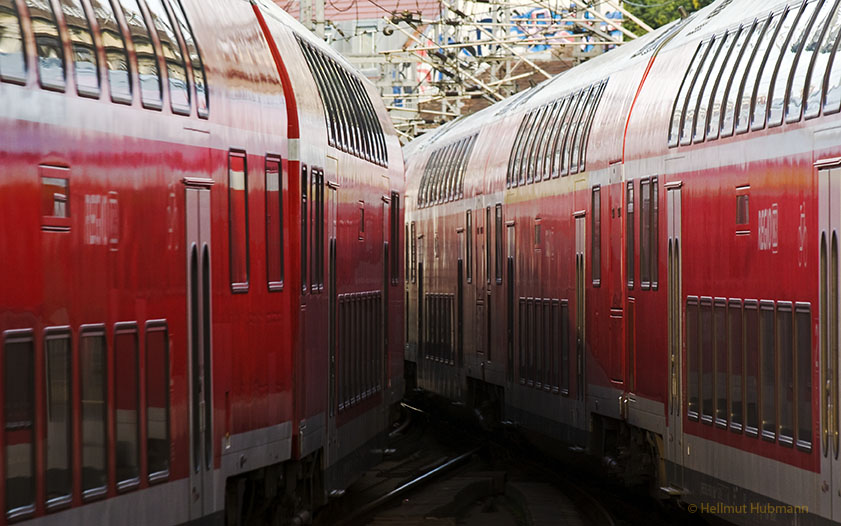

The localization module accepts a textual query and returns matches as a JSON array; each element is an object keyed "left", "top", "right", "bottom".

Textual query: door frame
[{"left": 665, "top": 181, "right": 683, "bottom": 488}]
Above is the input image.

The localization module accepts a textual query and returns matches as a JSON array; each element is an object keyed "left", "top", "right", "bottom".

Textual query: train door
[
  {"left": 665, "top": 183, "right": 683, "bottom": 487},
  {"left": 457, "top": 228, "right": 465, "bottom": 367},
  {"left": 185, "top": 182, "right": 214, "bottom": 519},
  {"left": 326, "top": 184, "right": 338, "bottom": 460},
  {"left": 607, "top": 165, "right": 625, "bottom": 384},
  {"left": 819, "top": 163, "right": 841, "bottom": 520},
  {"left": 475, "top": 206, "right": 485, "bottom": 358},
  {"left": 574, "top": 212, "right": 586, "bottom": 400},
  {"left": 507, "top": 222, "right": 515, "bottom": 382}
]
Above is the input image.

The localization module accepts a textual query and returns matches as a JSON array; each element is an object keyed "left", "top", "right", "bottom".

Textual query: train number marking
[{"left": 757, "top": 204, "right": 778, "bottom": 254}]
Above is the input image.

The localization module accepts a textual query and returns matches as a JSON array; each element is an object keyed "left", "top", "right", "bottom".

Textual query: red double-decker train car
[
  {"left": 0, "top": 0, "right": 404, "bottom": 523},
  {"left": 404, "top": 0, "right": 841, "bottom": 523}
]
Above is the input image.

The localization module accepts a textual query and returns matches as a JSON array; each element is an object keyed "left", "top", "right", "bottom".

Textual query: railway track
[{"left": 314, "top": 395, "right": 707, "bottom": 526}]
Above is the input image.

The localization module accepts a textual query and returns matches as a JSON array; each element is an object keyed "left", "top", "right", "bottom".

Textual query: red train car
[
  {"left": 0, "top": 0, "right": 404, "bottom": 523},
  {"left": 404, "top": 0, "right": 841, "bottom": 523}
]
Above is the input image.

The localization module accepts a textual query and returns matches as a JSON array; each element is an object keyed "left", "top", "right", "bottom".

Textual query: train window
[
  {"left": 626, "top": 181, "right": 634, "bottom": 289},
  {"left": 570, "top": 86, "right": 595, "bottom": 172},
  {"left": 561, "top": 300, "right": 570, "bottom": 394},
  {"left": 548, "top": 96, "right": 572, "bottom": 177},
  {"left": 806, "top": 3, "right": 841, "bottom": 118},
  {"left": 789, "top": 0, "right": 837, "bottom": 121},
  {"left": 145, "top": 0, "right": 190, "bottom": 114},
  {"left": 4, "top": 330, "right": 34, "bottom": 519},
  {"left": 518, "top": 298, "right": 526, "bottom": 382},
  {"left": 266, "top": 157, "right": 283, "bottom": 290},
  {"left": 641, "top": 179, "right": 650, "bottom": 287},
  {"left": 44, "top": 328, "right": 72, "bottom": 507},
  {"left": 558, "top": 91, "right": 583, "bottom": 176},
  {"left": 536, "top": 101, "right": 560, "bottom": 179},
  {"left": 700, "top": 297, "right": 714, "bottom": 424},
  {"left": 722, "top": 19, "right": 763, "bottom": 137},
  {"left": 168, "top": 0, "right": 207, "bottom": 116},
  {"left": 486, "top": 207, "right": 491, "bottom": 284},
  {"left": 651, "top": 178, "right": 658, "bottom": 289},
  {"left": 769, "top": 0, "right": 819, "bottom": 126},
  {"left": 301, "top": 165, "right": 308, "bottom": 291},
  {"left": 592, "top": 186, "right": 601, "bottom": 286},
  {"left": 114, "top": 324, "right": 139, "bottom": 487},
  {"left": 687, "top": 297, "right": 700, "bottom": 420},
  {"left": 118, "top": 0, "right": 162, "bottom": 108},
  {"left": 578, "top": 82, "right": 603, "bottom": 171},
  {"left": 745, "top": 300, "right": 760, "bottom": 436},
  {"left": 391, "top": 192, "right": 399, "bottom": 284},
  {"left": 564, "top": 89, "right": 589, "bottom": 173},
  {"left": 316, "top": 171, "right": 324, "bottom": 289},
  {"left": 335, "top": 65, "right": 360, "bottom": 155},
  {"left": 495, "top": 204, "right": 503, "bottom": 284},
  {"left": 405, "top": 224, "right": 409, "bottom": 282},
  {"left": 512, "top": 111, "right": 534, "bottom": 187},
  {"left": 524, "top": 107, "right": 544, "bottom": 185},
  {"left": 88, "top": 0, "right": 130, "bottom": 103},
  {"left": 507, "top": 114, "right": 528, "bottom": 187},
  {"left": 795, "top": 304, "right": 812, "bottom": 450},
  {"left": 57, "top": 0, "right": 100, "bottom": 97},
  {"left": 752, "top": 7, "right": 797, "bottom": 130},
  {"left": 0, "top": 0, "right": 26, "bottom": 84},
  {"left": 680, "top": 37, "right": 716, "bottom": 146},
  {"left": 670, "top": 41, "right": 707, "bottom": 147},
  {"left": 778, "top": 302, "right": 794, "bottom": 446},
  {"left": 357, "top": 201, "right": 364, "bottom": 241},
  {"left": 760, "top": 300, "right": 776, "bottom": 441},
  {"left": 80, "top": 326, "right": 107, "bottom": 497},
  {"left": 825, "top": 10, "right": 841, "bottom": 114},
  {"left": 696, "top": 30, "right": 735, "bottom": 142},
  {"left": 410, "top": 221, "right": 416, "bottom": 283},
  {"left": 23, "top": 0, "right": 65, "bottom": 90},
  {"left": 229, "top": 152, "right": 249, "bottom": 291},
  {"left": 708, "top": 25, "right": 747, "bottom": 140},
  {"left": 715, "top": 299, "right": 728, "bottom": 427},
  {"left": 466, "top": 211, "right": 472, "bottom": 283},
  {"left": 736, "top": 14, "right": 779, "bottom": 134},
  {"left": 146, "top": 322, "right": 170, "bottom": 479},
  {"left": 729, "top": 299, "right": 744, "bottom": 432},
  {"left": 41, "top": 171, "right": 69, "bottom": 222},
  {"left": 458, "top": 135, "right": 476, "bottom": 197}
]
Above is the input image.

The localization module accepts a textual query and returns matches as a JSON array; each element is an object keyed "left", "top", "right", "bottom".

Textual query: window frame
[
  {"left": 145, "top": 320, "right": 170, "bottom": 482},
  {"left": 0, "top": 0, "right": 28, "bottom": 84},
  {"left": 228, "top": 151, "right": 250, "bottom": 292},
  {"left": 591, "top": 185, "right": 601, "bottom": 287},
  {"left": 3, "top": 328, "right": 36, "bottom": 520},
  {"left": 79, "top": 324, "right": 108, "bottom": 500},
  {"left": 43, "top": 326, "right": 73, "bottom": 509},
  {"left": 266, "top": 155, "right": 284, "bottom": 291},
  {"left": 113, "top": 322, "right": 140, "bottom": 491},
  {"left": 495, "top": 203, "right": 503, "bottom": 284}
]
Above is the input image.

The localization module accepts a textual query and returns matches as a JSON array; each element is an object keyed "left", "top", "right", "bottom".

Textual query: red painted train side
[
  {"left": 404, "top": 0, "right": 841, "bottom": 523},
  {"left": 0, "top": 0, "right": 404, "bottom": 523}
]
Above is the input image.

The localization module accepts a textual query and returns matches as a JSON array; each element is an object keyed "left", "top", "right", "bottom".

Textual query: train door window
[
  {"left": 117, "top": 0, "right": 161, "bottom": 108},
  {"left": 806, "top": 4, "right": 841, "bottom": 118},
  {"left": 88, "top": 0, "right": 130, "bottom": 103},
  {"left": 466, "top": 211, "right": 473, "bottom": 283},
  {"left": 0, "top": 0, "right": 26, "bottom": 84},
  {"left": 145, "top": 0, "right": 190, "bottom": 113},
  {"left": 410, "top": 221, "right": 416, "bottom": 283},
  {"left": 114, "top": 324, "right": 139, "bottom": 488},
  {"left": 777, "top": 302, "right": 794, "bottom": 445},
  {"left": 695, "top": 31, "right": 734, "bottom": 142},
  {"left": 404, "top": 224, "right": 409, "bottom": 282},
  {"left": 57, "top": 0, "right": 99, "bottom": 96},
  {"left": 229, "top": 152, "right": 249, "bottom": 291},
  {"left": 301, "top": 165, "right": 308, "bottom": 291},
  {"left": 669, "top": 40, "right": 708, "bottom": 146},
  {"left": 80, "top": 326, "right": 107, "bottom": 497},
  {"left": 167, "top": 0, "right": 208, "bottom": 116},
  {"left": 23, "top": 0, "right": 65, "bottom": 90},
  {"left": 146, "top": 322, "right": 170, "bottom": 480},
  {"left": 686, "top": 297, "right": 700, "bottom": 420},
  {"left": 769, "top": 0, "right": 818, "bottom": 126},
  {"left": 714, "top": 299, "right": 728, "bottom": 427},
  {"left": 736, "top": 14, "right": 779, "bottom": 134},
  {"left": 729, "top": 299, "right": 744, "bottom": 432},
  {"left": 358, "top": 200, "right": 365, "bottom": 241},
  {"left": 486, "top": 207, "right": 491, "bottom": 284},
  {"left": 745, "top": 300, "right": 759, "bottom": 436},
  {"left": 760, "top": 300, "right": 776, "bottom": 441},
  {"left": 795, "top": 303, "right": 812, "bottom": 450},
  {"left": 626, "top": 181, "right": 634, "bottom": 289},
  {"left": 680, "top": 37, "right": 716, "bottom": 146},
  {"left": 722, "top": 20, "right": 763, "bottom": 137},
  {"left": 824, "top": 9, "right": 841, "bottom": 114},
  {"left": 700, "top": 297, "right": 714, "bottom": 424},
  {"left": 266, "top": 157, "right": 283, "bottom": 290},
  {"left": 640, "top": 179, "right": 650, "bottom": 287},
  {"left": 592, "top": 186, "right": 601, "bottom": 286},
  {"left": 44, "top": 328, "right": 72, "bottom": 507},
  {"left": 495, "top": 204, "right": 503, "bottom": 284},
  {"left": 708, "top": 25, "right": 747, "bottom": 140},
  {"left": 790, "top": 0, "right": 836, "bottom": 121},
  {"left": 650, "top": 178, "right": 658, "bottom": 289},
  {"left": 391, "top": 192, "right": 399, "bottom": 284},
  {"left": 4, "top": 330, "right": 34, "bottom": 519},
  {"left": 752, "top": 7, "right": 797, "bottom": 130}
]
